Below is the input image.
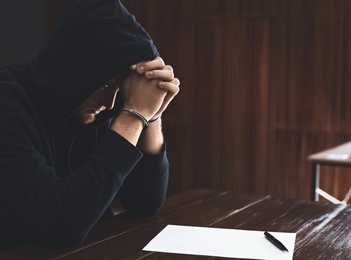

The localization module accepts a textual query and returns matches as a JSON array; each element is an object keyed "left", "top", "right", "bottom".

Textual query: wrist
[
  {"left": 110, "top": 112, "right": 144, "bottom": 146},
  {"left": 121, "top": 108, "right": 150, "bottom": 129},
  {"left": 149, "top": 115, "right": 161, "bottom": 123},
  {"left": 138, "top": 118, "right": 164, "bottom": 154}
]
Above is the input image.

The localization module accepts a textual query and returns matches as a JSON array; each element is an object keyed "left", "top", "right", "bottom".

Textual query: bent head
[
  {"left": 73, "top": 85, "right": 118, "bottom": 124},
  {"left": 72, "top": 72, "right": 126, "bottom": 124}
]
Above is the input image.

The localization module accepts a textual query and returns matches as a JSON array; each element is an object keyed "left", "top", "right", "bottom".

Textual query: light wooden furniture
[
  {"left": 309, "top": 141, "right": 351, "bottom": 203},
  {"left": 1, "top": 189, "right": 351, "bottom": 259}
]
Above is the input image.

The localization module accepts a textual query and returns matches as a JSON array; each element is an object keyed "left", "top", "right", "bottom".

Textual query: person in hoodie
[{"left": 0, "top": 0, "right": 180, "bottom": 251}]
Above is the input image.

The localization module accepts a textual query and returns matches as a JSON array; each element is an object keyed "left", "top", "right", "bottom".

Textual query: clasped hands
[{"left": 120, "top": 57, "right": 180, "bottom": 121}]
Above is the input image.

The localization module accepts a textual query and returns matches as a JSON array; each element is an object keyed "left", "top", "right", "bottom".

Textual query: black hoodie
[{"left": 0, "top": 0, "right": 168, "bottom": 251}]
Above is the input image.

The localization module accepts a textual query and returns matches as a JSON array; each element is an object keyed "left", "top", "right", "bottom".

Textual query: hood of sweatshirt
[{"left": 19, "top": 0, "right": 159, "bottom": 131}]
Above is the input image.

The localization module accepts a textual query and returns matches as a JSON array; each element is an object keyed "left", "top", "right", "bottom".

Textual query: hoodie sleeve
[
  {"left": 0, "top": 97, "right": 142, "bottom": 245},
  {"left": 117, "top": 145, "right": 169, "bottom": 216}
]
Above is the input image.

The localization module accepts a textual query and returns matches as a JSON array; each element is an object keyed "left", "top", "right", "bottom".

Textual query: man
[{"left": 0, "top": 0, "right": 179, "bottom": 251}]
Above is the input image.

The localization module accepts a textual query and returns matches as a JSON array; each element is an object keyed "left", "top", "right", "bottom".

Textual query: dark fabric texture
[{"left": 0, "top": 0, "right": 169, "bottom": 252}]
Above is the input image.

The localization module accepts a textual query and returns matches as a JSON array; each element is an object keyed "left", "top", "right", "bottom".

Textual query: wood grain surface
[{"left": 1, "top": 189, "right": 350, "bottom": 259}]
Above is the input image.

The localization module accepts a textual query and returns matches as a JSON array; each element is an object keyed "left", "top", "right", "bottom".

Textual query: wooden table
[
  {"left": 308, "top": 141, "right": 351, "bottom": 203},
  {"left": 1, "top": 189, "right": 351, "bottom": 259}
]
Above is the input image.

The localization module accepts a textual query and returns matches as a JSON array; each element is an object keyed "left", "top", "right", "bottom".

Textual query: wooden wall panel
[{"left": 45, "top": 0, "right": 351, "bottom": 201}]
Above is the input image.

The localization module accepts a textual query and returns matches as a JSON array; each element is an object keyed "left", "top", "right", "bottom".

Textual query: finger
[
  {"left": 154, "top": 92, "right": 177, "bottom": 116},
  {"left": 133, "top": 57, "right": 166, "bottom": 74},
  {"left": 141, "top": 57, "right": 165, "bottom": 71},
  {"left": 146, "top": 68, "right": 174, "bottom": 81},
  {"left": 158, "top": 78, "right": 180, "bottom": 93},
  {"left": 152, "top": 79, "right": 180, "bottom": 116},
  {"left": 163, "top": 65, "right": 173, "bottom": 72}
]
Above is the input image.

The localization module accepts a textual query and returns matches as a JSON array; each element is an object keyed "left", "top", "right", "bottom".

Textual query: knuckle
[
  {"left": 174, "top": 78, "right": 180, "bottom": 86},
  {"left": 164, "top": 65, "right": 173, "bottom": 71},
  {"left": 157, "top": 57, "right": 166, "bottom": 66}
]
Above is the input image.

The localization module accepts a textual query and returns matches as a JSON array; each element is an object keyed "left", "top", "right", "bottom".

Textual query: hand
[
  {"left": 130, "top": 57, "right": 180, "bottom": 119},
  {"left": 119, "top": 71, "right": 167, "bottom": 120},
  {"left": 148, "top": 67, "right": 180, "bottom": 119}
]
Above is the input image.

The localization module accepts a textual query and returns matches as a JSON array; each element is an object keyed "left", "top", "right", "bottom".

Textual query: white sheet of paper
[{"left": 143, "top": 225, "right": 296, "bottom": 260}]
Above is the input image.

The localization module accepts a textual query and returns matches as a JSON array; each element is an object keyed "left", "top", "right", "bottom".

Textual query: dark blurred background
[{"left": 0, "top": 0, "right": 44, "bottom": 66}]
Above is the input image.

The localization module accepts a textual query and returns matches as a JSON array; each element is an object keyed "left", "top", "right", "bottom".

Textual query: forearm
[
  {"left": 110, "top": 111, "right": 144, "bottom": 146},
  {"left": 118, "top": 146, "right": 169, "bottom": 215},
  {"left": 0, "top": 130, "right": 143, "bottom": 246},
  {"left": 137, "top": 118, "right": 164, "bottom": 154}
]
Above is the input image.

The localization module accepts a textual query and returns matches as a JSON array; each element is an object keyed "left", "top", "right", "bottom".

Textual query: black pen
[{"left": 264, "top": 231, "right": 289, "bottom": 252}]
